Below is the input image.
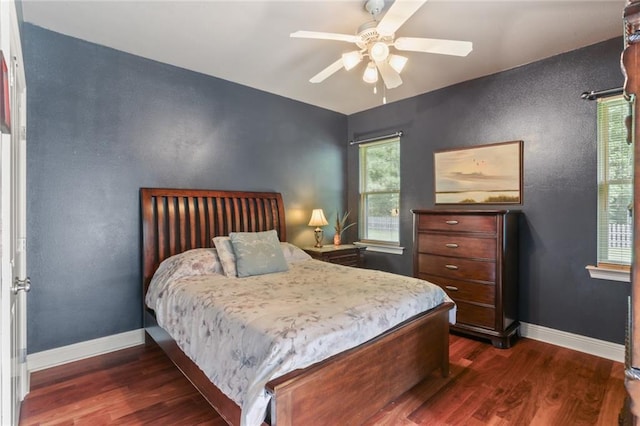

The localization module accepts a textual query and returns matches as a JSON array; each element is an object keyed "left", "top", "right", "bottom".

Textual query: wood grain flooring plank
[
  {"left": 597, "top": 361, "right": 626, "bottom": 425},
  {"left": 20, "top": 334, "right": 624, "bottom": 426}
]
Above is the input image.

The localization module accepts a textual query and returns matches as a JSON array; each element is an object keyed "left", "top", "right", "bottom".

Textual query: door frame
[{"left": 0, "top": 1, "right": 28, "bottom": 424}]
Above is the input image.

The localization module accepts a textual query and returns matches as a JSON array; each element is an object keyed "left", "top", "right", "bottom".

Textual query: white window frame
[
  {"left": 587, "top": 94, "right": 633, "bottom": 283},
  {"left": 356, "top": 137, "right": 404, "bottom": 254}
]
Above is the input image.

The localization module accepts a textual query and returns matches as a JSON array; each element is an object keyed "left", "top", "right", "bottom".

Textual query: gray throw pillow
[{"left": 229, "top": 230, "right": 289, "bottom": 277}]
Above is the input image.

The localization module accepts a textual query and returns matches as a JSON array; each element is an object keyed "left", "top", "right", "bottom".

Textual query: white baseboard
[
  {"left": 520, "top": 322, "right": 624, "bottom": 363},
  {"left": 25, "top": 323, "right": 625, "bottom": 374},
  {"left": 27, "top": 328, "right": 145, "bottom": 372}
]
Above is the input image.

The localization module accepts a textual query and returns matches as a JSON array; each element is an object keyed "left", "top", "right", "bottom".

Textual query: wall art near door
[{"left": 434, "top": 140, "right": 523, "bottom": 204}]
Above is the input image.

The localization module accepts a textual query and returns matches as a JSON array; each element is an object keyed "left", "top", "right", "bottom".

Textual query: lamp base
[{"left": 314, "top": 228, "right": 324, "bottom": 248}]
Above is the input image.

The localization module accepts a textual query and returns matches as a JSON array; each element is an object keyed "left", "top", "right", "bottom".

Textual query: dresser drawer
[
  {"left": 418, "top": 214, "right": 497, "bottom": 233},
  {"left": 417, "top": 254, "right": 495, "bottom": 282},
  {"left": 325, "top": 253, "right": 361, "bottom": 267},
  {"left": 303, "top": 245, "right": 363, "bottom": 268},
  {"left": 419, "top": 274, "right": 495, "bottom": 305},
  {"left": 455, "top": 300, "right": 495, "bottom": 329},
  {"left": 417, "top": 233, "right": 496, "bottom": 259}
]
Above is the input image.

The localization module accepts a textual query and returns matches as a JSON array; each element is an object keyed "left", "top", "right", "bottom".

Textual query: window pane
[
  {"left": 362, "top": 193, "right": 399, "bottom": 242},
  {"left": 363, "top": 141, "right": 400, "bottom": 192},
  {"left": 598, "top": 182, "right": 633, "bottom": 264},
  {"left": 597, "top": 95, "right": 633, "bottom": 266},
  {"left": 359, "top": 137, "right": 401, "bottom": 244}
]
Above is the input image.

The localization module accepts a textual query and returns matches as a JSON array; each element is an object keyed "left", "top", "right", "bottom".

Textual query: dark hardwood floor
[{"left": 20, "top": 334, "right": 625, "bottom": 425}]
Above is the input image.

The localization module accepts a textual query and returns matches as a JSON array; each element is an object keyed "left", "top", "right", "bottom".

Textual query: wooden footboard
[{"left": 265, "top": 301, "right": 453, "bottom": 426}]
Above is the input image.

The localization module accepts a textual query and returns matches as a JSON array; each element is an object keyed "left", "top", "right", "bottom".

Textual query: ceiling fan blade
[
  {"left": 309, "top": 58, "right": 344, "bottom": 83},
  {"left": 394, "top": 37, "right": 473, "bottom": 56},
  {"left": 376, "top": 61, "right": 402, "bottom": 89},
  {"left": 290, "top": 31, "right": 359, "bottom": 44},
  {"left": 376, "top": 0, "right": 428, "bottom": 37}
]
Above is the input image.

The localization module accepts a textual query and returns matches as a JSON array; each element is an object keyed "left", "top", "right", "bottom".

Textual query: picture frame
[
  {"left": 0, "top": 51, "right": 10, "bottom": 133},
  {"left": 434, "top": 140, "right": 523, "bottom": 205}
]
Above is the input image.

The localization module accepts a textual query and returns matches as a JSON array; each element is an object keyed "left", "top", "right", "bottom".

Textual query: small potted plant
[{"left": 334, "top": 211, "right": 356, "bottom": 246}]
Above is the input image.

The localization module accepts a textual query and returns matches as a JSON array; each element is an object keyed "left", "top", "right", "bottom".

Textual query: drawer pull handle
[
  {"left": 445, "top": 220, "right": 459, "bottom": 225},
  {"left": 445, "top": 285, "right": 459, "bottom": 291},
  {"left": 445, "top": 264, "right": 459, "bottom": 270},
  {"left": 445, "top": 243, "right": 459, "bottom": 248}
]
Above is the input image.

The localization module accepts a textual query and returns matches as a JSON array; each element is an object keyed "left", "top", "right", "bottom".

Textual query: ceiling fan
[{"left": 290, "top": 0, "right": 472, "bottom": 90}]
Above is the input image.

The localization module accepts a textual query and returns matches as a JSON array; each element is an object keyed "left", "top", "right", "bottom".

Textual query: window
[
  {"left": 359, "top": 137, "right": 400, "bottom": 246},
  {"left": 596, "top": 95, "right": 633, "bottom": 269}
]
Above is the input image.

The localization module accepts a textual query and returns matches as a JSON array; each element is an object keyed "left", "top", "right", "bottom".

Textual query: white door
[
  {"left": 10, "top": 62, "right": 28, "bottom": 425},
  {"left": 0, "top": 1, "right": 28, "bottom": 424}
]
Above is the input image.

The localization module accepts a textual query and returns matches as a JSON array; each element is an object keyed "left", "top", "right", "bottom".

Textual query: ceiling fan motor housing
[{"left": 356, "top": 21, "right": 393, "bottom": 50}]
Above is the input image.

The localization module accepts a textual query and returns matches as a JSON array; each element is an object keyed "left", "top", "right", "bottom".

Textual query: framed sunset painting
[{"left": 434, "top": 140, "right": 523, "bottom": 204}]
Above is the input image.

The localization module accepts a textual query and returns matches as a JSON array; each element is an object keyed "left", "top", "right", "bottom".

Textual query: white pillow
[
  {"left": 280, "top": 242, "right": 312, "bottom": 263},
  {"left": 212, "top": 236, "right": 237, "bottom": 278}
]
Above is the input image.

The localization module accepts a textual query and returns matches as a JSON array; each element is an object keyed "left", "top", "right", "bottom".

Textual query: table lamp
[{"left": 308, "top": 208, "right": 329, "bottom": 247}]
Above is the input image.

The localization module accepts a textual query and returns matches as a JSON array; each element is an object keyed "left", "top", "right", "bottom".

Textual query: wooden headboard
[{"left": 140, "top": 188, "right": 287, "bottom": 297}]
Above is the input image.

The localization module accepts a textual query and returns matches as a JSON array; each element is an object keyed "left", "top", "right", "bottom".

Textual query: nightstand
[{"left": 303, "top": 244, "right": 364, "bottom": 268}]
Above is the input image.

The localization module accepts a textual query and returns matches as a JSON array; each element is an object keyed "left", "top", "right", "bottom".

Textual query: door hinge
[
  {"left": 19, "top": 348, "right": 27, "bottom": 364},
  {"left": 20, "top": 125, "right": 26, "bottom": 141}
]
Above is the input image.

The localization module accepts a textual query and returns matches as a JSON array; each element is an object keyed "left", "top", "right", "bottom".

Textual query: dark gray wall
[
  {"left": 348, "top": 37, "right": 629, "bottom": 344},
  {"left": 23, "top": 24, "right": 347, "bottom": 353},
  {"left": 24, "top": 20, "right": 628, "bottom": 352}
]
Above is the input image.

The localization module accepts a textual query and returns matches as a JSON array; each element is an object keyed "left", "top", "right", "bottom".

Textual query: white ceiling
[{"left": 22, "top": 0, "right": 625, "bottom": 115}]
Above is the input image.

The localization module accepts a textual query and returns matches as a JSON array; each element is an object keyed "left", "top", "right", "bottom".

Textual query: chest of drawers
[{"left": 412, "top": 210, "right": 520, "bottom": 348}]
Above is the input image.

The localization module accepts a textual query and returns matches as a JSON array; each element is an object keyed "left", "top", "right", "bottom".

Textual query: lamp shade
[
  {"left": 342, "top": 50, "right": 362, "bottom": 71},
  {"left": 362, "top": 61, "right": 378, "bottom": 84},
  {"left": 308, "top": 209, "right": 329, "bottom": 227},
  {"left": 388, "top": 54, "right": 408, "bottom": 73}
]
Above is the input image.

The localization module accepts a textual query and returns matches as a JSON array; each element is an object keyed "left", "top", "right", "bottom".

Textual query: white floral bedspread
[{"left": 146, "top": 259, "right": 455, "bottom": 426}]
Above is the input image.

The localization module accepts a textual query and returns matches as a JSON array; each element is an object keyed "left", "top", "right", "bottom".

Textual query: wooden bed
[{"left": 141, "top": 187, "right": 454, "bottom": 426}]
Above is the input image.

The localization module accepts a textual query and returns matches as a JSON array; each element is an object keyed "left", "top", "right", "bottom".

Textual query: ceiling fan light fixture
[
  {"left": 363, "top": 61, "right": 378, "bottom": 84},
  {"left": 342, "top": 51, "right": 363, "bottom": 71},
  {"left": 369, "top": 41, "right": 390, "bottom": 62},
  {"left": 388, "top": 54, "right": 408, "bottom": 73}
]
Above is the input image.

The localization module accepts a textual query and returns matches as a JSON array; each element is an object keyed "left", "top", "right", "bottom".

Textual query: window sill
[
  {"left": 354, "top": 241, "right": 404, "bottom": 255},
  {"left": 585, "top": 265, "right": 630, "bottom": 283}
]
